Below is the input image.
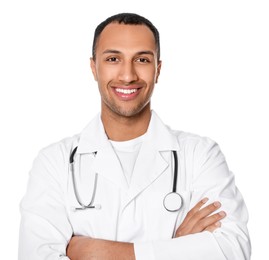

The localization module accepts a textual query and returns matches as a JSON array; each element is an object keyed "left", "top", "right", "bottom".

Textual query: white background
[{"left": 0, "top": 0, "right": 268, "bottom": 259}]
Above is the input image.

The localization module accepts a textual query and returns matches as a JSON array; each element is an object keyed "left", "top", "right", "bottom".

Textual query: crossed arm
[{"left": 67, "top": 198, "right": 226, "bottom": 260}]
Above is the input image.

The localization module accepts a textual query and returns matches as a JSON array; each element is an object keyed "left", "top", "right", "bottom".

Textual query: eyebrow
[{"left": 102, "top": 49, "right": 155, "bottom": 56}]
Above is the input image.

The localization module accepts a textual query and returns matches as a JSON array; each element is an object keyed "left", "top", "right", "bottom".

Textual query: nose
[{"left": 118, "top": 61, "right": 138, "bottom": 83}]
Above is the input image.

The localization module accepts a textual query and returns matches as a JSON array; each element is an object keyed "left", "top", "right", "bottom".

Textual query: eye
[
  {"left": 106, "top": 57, "right": 119, "bottom": 62},
  {"left": 136, "top": 57, "right": 150, "bottom": 63}
]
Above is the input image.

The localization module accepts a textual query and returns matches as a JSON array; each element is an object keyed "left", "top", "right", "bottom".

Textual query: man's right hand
[{"left": 175, "top": 198, "right": 226, "bottom": 238}]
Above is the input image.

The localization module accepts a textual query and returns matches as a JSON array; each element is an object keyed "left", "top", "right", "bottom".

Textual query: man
[{"left": 19, "top": 13, "right": 251, "bottom": 259}]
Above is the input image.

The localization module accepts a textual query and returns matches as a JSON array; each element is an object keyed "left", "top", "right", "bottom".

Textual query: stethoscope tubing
[
  {"left": 70, "top": 147, "right": 99, "bottom": 210},
  {"left": 70, "top": 147, "right": 182, "bottom": 212},
  {"left": 172, "top": 151, "right": 178, "bottom": 193}
]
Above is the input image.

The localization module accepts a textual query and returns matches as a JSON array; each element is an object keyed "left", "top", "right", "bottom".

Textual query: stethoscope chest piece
[{"left": 163, "top": 192, "right": 183, "bottom": 212}]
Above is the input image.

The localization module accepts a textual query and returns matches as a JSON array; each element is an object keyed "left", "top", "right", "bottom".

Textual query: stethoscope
[{"left": 70, "top": 147, "right": 183, "bottom": 212}]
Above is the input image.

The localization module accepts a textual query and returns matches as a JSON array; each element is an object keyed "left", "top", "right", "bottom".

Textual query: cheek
[
  {"left": 137, "top": 66, "right": 157, "bottom": 84},
  {"left": 97, "top": 65, "right": 119, "bottom": 82}
]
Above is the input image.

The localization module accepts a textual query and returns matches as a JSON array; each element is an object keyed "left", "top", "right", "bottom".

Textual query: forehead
[{"left": 96, "top": 23, "right": 156, "bottom": 54}]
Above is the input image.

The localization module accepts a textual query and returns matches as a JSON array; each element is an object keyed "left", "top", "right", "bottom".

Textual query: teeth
[{"left": 115, "top": 88, "right": 137, "bottom": 94}]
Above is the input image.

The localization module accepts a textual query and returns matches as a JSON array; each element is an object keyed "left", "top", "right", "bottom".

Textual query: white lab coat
[{"left": 19, "top": 111, "right": 251, "bottom": 259}]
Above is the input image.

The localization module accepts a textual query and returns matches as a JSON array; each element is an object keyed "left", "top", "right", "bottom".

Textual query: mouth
[
  {"left": 112, "top": 86, "right": 142, "bottom": 100},
  {"left": 115, "top": 88, "right": 138, "bottom": 94}
]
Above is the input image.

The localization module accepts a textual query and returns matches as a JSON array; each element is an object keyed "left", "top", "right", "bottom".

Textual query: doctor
[{"left": 19, "top": 13, "right": 251, "bottom": 259}]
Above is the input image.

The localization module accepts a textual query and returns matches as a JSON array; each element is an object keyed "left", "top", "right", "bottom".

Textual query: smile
[{"left": 115, "top": 88, "right": 138, "bottom": 94}]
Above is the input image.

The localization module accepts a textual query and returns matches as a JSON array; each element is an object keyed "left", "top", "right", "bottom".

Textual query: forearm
[
  {"left": 67, "top": 236, "right": 135, "bottom": 260},
  {"left": 66, "top": 199, "right": 224, "bottom": 260}
]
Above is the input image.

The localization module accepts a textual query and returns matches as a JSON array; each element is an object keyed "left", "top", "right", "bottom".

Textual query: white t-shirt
[{"left": 109, "top": 134, "right": 145, "bottom": 186}]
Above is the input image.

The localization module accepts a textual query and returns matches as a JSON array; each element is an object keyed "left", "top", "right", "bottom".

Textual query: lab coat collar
[
  {"left": 76, "top": 110, "right": 180, "bottom": 154},
  {"left": 76, "top": 113, "right": 108, "bottom": 154},
  {"left": 145, "top": 110, "right": 180, "bottom": 152},
  {"left": 75, "top": 110, "right": 180, "bottom": 196}
]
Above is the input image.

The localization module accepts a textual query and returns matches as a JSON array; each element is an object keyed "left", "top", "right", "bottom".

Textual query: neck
[{"left": 101, "top": 106, "right": 151, "bottom": 141}]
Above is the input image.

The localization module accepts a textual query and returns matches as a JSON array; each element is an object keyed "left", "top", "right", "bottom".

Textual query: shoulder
[
  {"left": 31, "top": 133, "right": 81, "bottom": 178},
  {"left": 35, "top": 113, "right": 101, "bottom": 164},
  {"left": 28, "top": 134, "right": 81, "bottom": 185},
  {"left": 168, "top": 126, "right": 217, "bottom": 150},
  {"left": 38, "top": 134, "right": 80, "bottom": 162},
  {"left": 167, "top": 126, "right": 225, "bottom": 164},
  {"left": 168, "top": 127, "right": 229, "bottom": 182}
]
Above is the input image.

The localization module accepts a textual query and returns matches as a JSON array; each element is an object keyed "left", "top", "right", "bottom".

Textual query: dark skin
[{"left": 67, "top": 23, "right": 226, "bottom": 259}]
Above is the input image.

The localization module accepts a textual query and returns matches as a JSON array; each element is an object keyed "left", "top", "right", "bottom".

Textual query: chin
[{"left": 113, "top": 105, "right": 149, "bottom": 118}]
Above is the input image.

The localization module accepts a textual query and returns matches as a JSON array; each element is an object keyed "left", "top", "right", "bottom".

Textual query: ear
[
  {"left": 90, "top": 58, "right": 98, "bottom": 81},
  {"left": 155, "top": 60, "right": 162, "bottom": 83}
]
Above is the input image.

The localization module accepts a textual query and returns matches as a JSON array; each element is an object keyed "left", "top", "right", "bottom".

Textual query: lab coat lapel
[
  {"left": 127, "top": 145, "right": 168, "bottom": 201},
  {"left": 92, "top": 145, "right": 129, "bottom": 190},
  {"left": 122, "top": 111, "right": 180, "bottom": 207},
  {"left": 76, "top": 114, "right": 128, "bottom": 191}
]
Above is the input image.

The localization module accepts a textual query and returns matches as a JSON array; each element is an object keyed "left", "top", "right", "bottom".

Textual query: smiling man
[
  {"left": 91, "top": 21, "right": 161, "bottom": 141},
  {"left": 19, "top": 13, "right": 251, "bottom": 260}
]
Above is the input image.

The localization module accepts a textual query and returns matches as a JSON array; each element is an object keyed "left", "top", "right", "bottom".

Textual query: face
[{"left": 90, "top": 23, "right": 161, "bottom": 118}]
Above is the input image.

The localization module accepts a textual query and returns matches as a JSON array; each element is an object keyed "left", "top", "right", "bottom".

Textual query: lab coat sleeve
[
  {"left": 134, "top": 138, "right": 251, "bottom": 260},
  {"left": 19, "top": 146, "right": 72, "bottom": 260}
]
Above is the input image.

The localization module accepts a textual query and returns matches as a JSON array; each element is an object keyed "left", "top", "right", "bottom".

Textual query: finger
[
  {"left": 185, "top": 201, "right": 222, "bottom": 231},
  {"left": 181, "top": 198, "right": 209, "bottom": 226},
  {"left": 179, "top": 198, "right": 209, "bottom": 229},
  {"left": 205, "top": 221, "right": 222, "bottom": 233},
  {"left": 192, "top": 211, "right": 226, "bottom": 233},
  {"left": 188, "top": 198, "right": 209, "bottom": 216},
  {"left": 176, "top": 211, "right": 225, "bottom": 237},
  {"left": 189, "top": 201, "right": 222, "bottom": 223}
]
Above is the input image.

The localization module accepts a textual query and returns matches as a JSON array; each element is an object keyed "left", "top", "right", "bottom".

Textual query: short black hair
[{"left": 92, "top": 13, "right": 160, "bottom": 61}]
